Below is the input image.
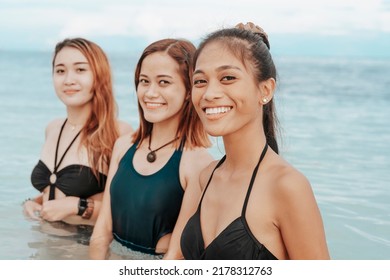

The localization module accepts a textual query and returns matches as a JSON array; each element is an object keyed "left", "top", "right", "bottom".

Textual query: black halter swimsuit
[
  {"left": 31, "top": 119, "right": 106, "bottom": 200},
  {"left": 181, "top": 143, "right": 278, "bottom": 260}
]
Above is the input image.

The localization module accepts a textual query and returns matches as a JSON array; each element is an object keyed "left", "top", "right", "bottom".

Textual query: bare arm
[
  {"left": 30, "top": 120, "right": 132, "bottom": 225},
  {"left": 163, "top": 148, "right": 214, "bottom": 259},
  {"left": 23, "top": 119, "right": 61, "bottom": 220},
  {"left": 89, "top": 135, "right": 132, "bottom": 259},
  {"left": 60, "top": 193, "right": 103, "bottom": 225},
  {"left": 277, "top": 171, "right": 330, "bottom": 259}
]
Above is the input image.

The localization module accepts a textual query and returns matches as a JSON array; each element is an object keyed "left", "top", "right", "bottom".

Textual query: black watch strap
[{"left": 77, "top": 198, "right": 88, "bottom": 216}]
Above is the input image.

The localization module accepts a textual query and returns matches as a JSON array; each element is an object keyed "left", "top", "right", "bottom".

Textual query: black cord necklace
[{"left": 147, "top": 134, "right": 179, "bottom": 163}]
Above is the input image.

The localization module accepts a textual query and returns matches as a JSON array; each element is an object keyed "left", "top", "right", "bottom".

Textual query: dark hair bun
[{"left": 235, "top": 22, "right": 270, "bottom": 49}]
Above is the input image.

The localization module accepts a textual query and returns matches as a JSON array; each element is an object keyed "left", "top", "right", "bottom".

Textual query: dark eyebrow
[
  {"left": 193, "top": 65, "right": 242, "bottom": 75},
  {"left": 193, "top": 69, "right": 205, "bottom": 75},
  {"left": 157, "top": 74, "right": 173, "bottom": 79},
  {"left": 139, "top": 74, "right": 173, "bottom": 79},
  {"left": 216, "top": 65, "right": 242, "bottom": 71}
]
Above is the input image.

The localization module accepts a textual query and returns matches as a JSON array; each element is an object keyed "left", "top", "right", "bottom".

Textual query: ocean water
[{"left": 0, "top": 50, "right": 389, "bottom": 260}]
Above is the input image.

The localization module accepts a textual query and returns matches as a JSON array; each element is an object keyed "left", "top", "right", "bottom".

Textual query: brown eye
[
  {"left": 221, "top": 76, "right": 235, "bottom": 81},
  {"left": 193, "top": 79, "right": 207, "bottom": 85},
  {"left": 159, "top": 80, "right": 170, "bottom": 85}
]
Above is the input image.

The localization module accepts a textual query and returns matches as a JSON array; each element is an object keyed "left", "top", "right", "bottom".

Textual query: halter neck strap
[{"left": 49, "top": 119, "right": 82, "bottom": 200}]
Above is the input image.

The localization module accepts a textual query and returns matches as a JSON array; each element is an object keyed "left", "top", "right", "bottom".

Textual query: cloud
[
  {"left": 1, "top": 0, "right": 389, "bottom": 54},
  {"left": 59, "top": 15, "right": 130, "bottom": 38},
  {"left": 52, "top": 0, "right": 390, "bottom": 39}
]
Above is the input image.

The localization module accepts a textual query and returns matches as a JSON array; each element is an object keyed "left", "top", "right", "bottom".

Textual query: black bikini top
[
  {"left": 31, "top": 119, "right": 106, "bottom": 200},
  {"left": 180, "top": 143, "right": 278, "bottom": 260}
]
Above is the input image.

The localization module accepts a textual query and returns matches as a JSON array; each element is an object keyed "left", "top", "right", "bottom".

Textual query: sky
[{"left": 1, "top": 0, "right": 390, "bottom": 57}]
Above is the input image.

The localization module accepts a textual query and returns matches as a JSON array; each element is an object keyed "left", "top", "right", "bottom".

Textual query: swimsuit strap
[
  {"left": 197, "top": 156, "right": 226, "bottom": 207},
  {"left": 49, "top": 119, "right": 82, "bottom": 200},
  {"left": 53, "top": 119, "right": 82, "bottom": 172},
  {"left": 198, "top": 142, "right": 267, "bottom": 214},
  {"left": 241, "top": 142, "right": 268, "bottom": 217}
]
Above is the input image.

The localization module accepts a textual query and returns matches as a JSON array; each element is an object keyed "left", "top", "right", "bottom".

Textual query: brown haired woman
[
  {"left": 24, "top": 38, "right": 132, "bottom": 225},
  {"left": 180, "top": 23, "right": 330, "bottom": 260},
  {"left": 89, "top": 38, "right": 213, "bottom": 259}
]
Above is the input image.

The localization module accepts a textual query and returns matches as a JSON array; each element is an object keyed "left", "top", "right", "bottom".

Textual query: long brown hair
[
  {"left": 193, "top": 24, "right": 279, "bottom": 153},
  {"left": 132, "top": 38, "right": 211, "bottom": 149},
  {"left": 52, "top": 38, "right": 119, "bottom": 179}
]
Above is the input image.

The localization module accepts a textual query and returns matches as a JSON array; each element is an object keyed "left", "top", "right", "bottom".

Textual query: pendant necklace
[
  {"left": 147, "top": 134, "right": 179, "bottom": 163},
  {"left": 67, "top": 120, "right": 82, "bottom": 131}
]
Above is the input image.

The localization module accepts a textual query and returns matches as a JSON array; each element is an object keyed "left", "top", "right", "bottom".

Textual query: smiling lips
[
  {"left": 64, "top": 89, "right": 79, "bottom": 94},
  {"left": 145, "top": 102, "right": 166, "bottom": 109},
  {"left": 204, "top": 106, "right": 232, "bottom": 116}
]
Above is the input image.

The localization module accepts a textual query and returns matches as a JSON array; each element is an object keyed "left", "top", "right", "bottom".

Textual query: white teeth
[
  {"left": 205, "top": 106, "right": 232, "bottom": 115},
  {"left": 146, "top": 102, "right": 163, "bottom": 108}
]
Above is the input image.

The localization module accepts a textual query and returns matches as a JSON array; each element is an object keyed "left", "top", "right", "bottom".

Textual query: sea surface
[{"left": 0, "top": 50, "right": 389, "bottom": 260}]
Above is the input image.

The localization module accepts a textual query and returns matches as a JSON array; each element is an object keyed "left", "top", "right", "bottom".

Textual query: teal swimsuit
[{"left": 110, "top": 142, "right": 184, "bottom": 255}]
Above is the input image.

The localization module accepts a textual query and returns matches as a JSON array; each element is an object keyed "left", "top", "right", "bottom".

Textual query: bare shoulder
[
  {"left": 113, "top": 132, "right": 134, "bottom": 151},
  {"left": 179, "top": 147, "right": 214, "bottom": 186},
  {"left": 182, "top": 147, "right": 213, "bottom": 165},
  {"left": 181, "top": 147, "right": 214, "bottom": 173},
  {"left": 273, "top": 161, "right": 313, "bottom": 200},
  {"left": 268, "top": 158, "right": 319, "bottom": 220},
  {"left": 46, "top": 118, "right": 65, "bottom": 130},
  {"left": 111, "top": 132, "right": 135, "bottom": 163},
  {"left": 266, "top": 157, "right": 329, "bottom": 259},
  {"left": 45, "top": 118, "right": 66, "bottom": 137},
  {"left": 198, "top": 159, "right": 222, "bottom": 191},
  {"left": 116, "top": 120, "right": 133, "bottom": 136}
]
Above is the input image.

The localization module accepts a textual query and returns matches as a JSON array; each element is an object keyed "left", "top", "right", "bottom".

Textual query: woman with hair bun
[{"left": 180, "top": 22, "right": 330, "bottom": 260}]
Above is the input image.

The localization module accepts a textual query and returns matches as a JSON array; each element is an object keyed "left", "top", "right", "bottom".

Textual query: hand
[
  {"left": 40, "top": 197, "right": 78, "bottom": 222},
  {"left": 23, "top": 200, "right": 42, "bottom": 221}
]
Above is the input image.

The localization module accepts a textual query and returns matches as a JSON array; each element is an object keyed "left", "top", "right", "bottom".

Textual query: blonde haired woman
[{"left": 24, "top": 38, "right": 132, "bottom": 225}]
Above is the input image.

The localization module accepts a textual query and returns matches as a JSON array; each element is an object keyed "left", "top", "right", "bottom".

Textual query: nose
[
  {"left": 202, "top": 80, "right": 223, "bottom": 101},
  {"left": 64, "top": 71, "right": 75, "bottom": 85},
  {"left": 144, "top": 83, "right": 159, "bottom": 98}
]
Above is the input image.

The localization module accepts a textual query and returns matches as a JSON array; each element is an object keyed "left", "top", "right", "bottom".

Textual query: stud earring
[{"left": 262, "top": 98, "right": 268, "bottom": 103}]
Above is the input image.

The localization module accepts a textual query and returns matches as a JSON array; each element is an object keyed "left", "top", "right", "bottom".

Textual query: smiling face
[
  {"left": 137, "top": 51, "right": 187, "bottom": 126},
  {"left": 191, "top": 41, "right": 264, "bottom": 137},
  {"left": 53, "top": 47, "right": 94, "bottom": 108}
]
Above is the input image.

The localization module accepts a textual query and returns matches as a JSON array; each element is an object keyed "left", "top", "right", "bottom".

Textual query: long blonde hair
[{"left": 52, "top": 38, "right": 119, "bottom": 179}]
